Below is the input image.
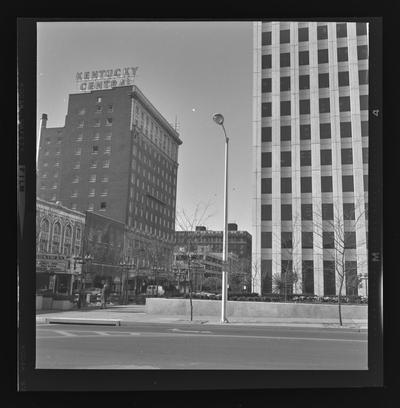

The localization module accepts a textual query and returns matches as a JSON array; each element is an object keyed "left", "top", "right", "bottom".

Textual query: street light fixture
[{"left": 212, "top": 113, "right": 229, "bottom": 323}]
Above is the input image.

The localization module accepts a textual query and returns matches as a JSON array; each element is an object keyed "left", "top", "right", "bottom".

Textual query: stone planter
[
  {"left": 36, "top": 295, "right": 43, "bottom": 310},
  {"left": 52, "top": 300, "right": 74, "bottom": 310},
  {"left": 42, "top": 296, "right": 53, "bottom": 310}
]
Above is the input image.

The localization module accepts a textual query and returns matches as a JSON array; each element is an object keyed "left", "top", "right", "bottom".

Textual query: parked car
[{"left": 146, "top": 285, "right": 165, "bottom": 296}]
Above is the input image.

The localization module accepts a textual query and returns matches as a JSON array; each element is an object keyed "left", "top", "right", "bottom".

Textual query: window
[
  {"left": 302, "top": 261, "right": 314, "bottom": 294},
  {"left": 280, "top": 29, "right": 290, "bottom": 43},
  {"left": 261, "top": 232, "right": 272, "bottom": 248},
  {"left": 105, "top": 132, "right": 112, "bottom": 141},
  {"left": 337, "top": 47, "right": 348, "bottom": 62},
  {"left": 96, "top": 105, "right": 102, "bottom": 113},
  {"left": 341, "top": 148, "right": 353, "bottom": 164},
  {"left": 71, "top": 190, "right": 78, "bottom": 198},
  {"left": 318, "top": 49, "right": 329, "bottom": 64},
  {"left": 317, "top": 25, "right": 328, "bottom": 40},
  {"left": 261, "top": 204, "right": 272, "bottom": 220},
  {"left": 301, "top": 204, "right": 313, "bottom": 220},
  {"left": 364, "top": 175, "right": 368, "bottom": 191},
  {"left": 281, "top": 151, "right": 291, "bottom": 167},
  {"left": 321, "top": 176, "right": 333, "bottom": 192},
  {"left": 103, "top": 159, "right": 110, "bottom": 168},
  {"left": 300, "top": 124, "right": 311, "bottom": 140},
  {"left": 261, "top": 152, "right": 272, "bottom": 168},
  {"left": 281, "top": 101, "right": 291, "bottom": 116},
  {"left": 320, "top": 123, "right": 331, "bottom": 139},
  {"left": 345, "top": 232, "right": 356, "bottom": 249},
  {"left": 262, "top": 78, "right": 272, "bottom": 93},
  {"left": 339, "top": 123, "right": 352, "bottom": 139},
  {"left": 92, "top": 145, "right": 99, "bottom": 154},
  {"left": 78, "top": 120, "right": 84, "bottom": 128},
  {"left": 280, "top": 53, "right": 290, "bottom": 67},
  {"left": 339, "top": 96, "right": 351, "bottom": 112},
  {"left": 343, "top": 203, "right": 355, "bottom": 220},
  {"left": 342, "top": 175, "right": 354, "bottom": 192},
  {"left": 299, "top": 51, "right": 309, "bottom": 65},
  {"left": 361, "top": 121, "right": 368, "bottom": 137},
  {"left": 320, "top": 149, "right": 332, "bottom": 165},
  {"left": 89, "top": 174, "right": 96, "bottom": 183},
  {"left": 75, "top": 148, "right": 82, "bottom": 156},
  {"left": 360, "top": 95, "right": 368, "bottom": 111},
  {"left": 300, "top": 99, "right": 310, "bottom": 115},
  {"left": 76, "top": 134, "right": 83, "bottom": 142},
  {"left": 108, "top": 104, "right": 113, "bottom": 112},
  {"left": 322, "top": 203, "right": 334, "bottom": 220},
  {"left": 363, "top": 147, "right": 368, "bottom": 164},
  {"left": 100, "top": 202, "right": 107, "bottom": 210},
  {"left": 299, "top": 75, "right": 310, "bottom": 90},
  {"left": 262, "top": 31, "right": 271, "bottom": 45},
  {"left": 300, "top": 151, "right": 311, "bottom": 167},
  {"left": 319, "top": 98, "right": 330, "bottom": 113},
  {"left": 262, "top": 54, "right": 272, "bottom": 69},
  {"left": 319, "top": 73, "right": 330, "bottom": 88},
  {"left": 90, "top": 159, "right": 97, "bottom": 168},
  {"left": 72, "top": 176, "right": 79, "bottom": 183},
  {"left": 356, "top": 22, "right": 367, "bottom": 36},
  {"left": 106, "top": 118, "right": 113, "bottom": 126},
  {"left": 302, "top": 232, "right": 313, "bottom": 248},
  {"left": 88, "top": 188, "right": 95, "bottom": 197},
  {"left": 298, "top": 27, "right": 309, "bottom": 42},
  {"left": 358, "top": 70, "right": 368, "bottom": 85},
  {"left": 281, "top": 177, "right": 292, "bottom": 193},
  {"left": 93, "top": 132, "right": 100, "bottom": 141},
  {"left": 73, "top": 162, "right": 80, "bottom": 169},
  {"left": 281, "top": 126, "right": 291, "bottom": 141},
  {"left": 261, "top": 178, "right": 272, "bottom": 194},
  {"left": 262, "top": 102, "right": 272, "bottom": 117},
  {"left": 96, "top": 97, "right": 102, "bottom": 103},
  {"left": 357, "top": 45, "right": 368, "bottom": 60},
  {"left": 301, "top": 177, "right": 312, "bottom": 193},
  {"left": 336, "top": 23, "right": 347, "bottom": 38},
  {"left": 104, "top": 146, "right": 111, "bottom": 154},
  {"left": 281, "top": 204, "right": 292, "bottom": 220},
  {"left": 280, "top": 76, "right": 291, "bottom": 92},
  {"left": 101, "top": 176, "right": 109, "bottom": 183},
  {"left": 345, "top": 261, "right": 358, "bottom": 296},
  {"left": 262, "top": 127, "right": 272, "bottom": 142},
  {"left": 93, "top": 119, "right": 100, "bottom": 127},
  {"left": 338, "top": 71, "right": 349, "bottom": 87},
  {"left": 323, "top": 232, "right": 334, "bottom": 248},
  {"left": 281, "top": 232, "right": 292, "bottom": 248},
  {"left": 323, "top": 261, "right": 336, "bottom": 295},
  {"left": 51, "top": 222, "right": 62, "bottom": 253}
]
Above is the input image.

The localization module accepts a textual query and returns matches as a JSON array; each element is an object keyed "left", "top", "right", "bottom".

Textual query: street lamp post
[
  {"left": 213, "top": 113, "right": 229, "bottom": 323},
  {"left": 119, "top": 259, "right": 134, "bottom": 304}
]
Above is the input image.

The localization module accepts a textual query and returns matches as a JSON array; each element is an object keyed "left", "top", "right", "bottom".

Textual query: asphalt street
[{"left": 36, "top": 322, "right": 368, "bottom": 370}]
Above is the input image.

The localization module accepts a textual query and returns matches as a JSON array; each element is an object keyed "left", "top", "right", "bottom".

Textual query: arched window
[
  {"left": 63, "top": 224, "right": 72, "bottom": 256},
  {"left": 51, "top": 221, "right": 62, "bottom": 253},
  {"left": 39, "top": 218, "right": 50, "bottom": 252},
  {"left": 74, "top": 226, "right": 82, "bottom": 256}
]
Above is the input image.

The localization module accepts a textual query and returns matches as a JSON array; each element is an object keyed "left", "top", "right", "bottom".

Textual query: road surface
[{"left": 36, "top": 322, "right": 368, "bottom": 370}]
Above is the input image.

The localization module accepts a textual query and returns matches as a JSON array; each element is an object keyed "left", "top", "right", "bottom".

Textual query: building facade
[
  {"left": 36, "top": 198, "right": 85, "bottom": 295},
  {"left": 252, "top": 22, "right": 369, "bottom": 297},
  {"left": 37, "top": 84, "right": 182, "bottom": 271}
]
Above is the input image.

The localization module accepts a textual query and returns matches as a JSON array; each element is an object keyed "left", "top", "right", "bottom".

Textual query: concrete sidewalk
[{"left": 36, "top": 304, "right": 368, "bottom": 329}]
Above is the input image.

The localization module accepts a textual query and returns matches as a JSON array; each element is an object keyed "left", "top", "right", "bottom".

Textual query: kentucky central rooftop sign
[{"left": 75, "top": 67, "right": 139, "bottom": 91}]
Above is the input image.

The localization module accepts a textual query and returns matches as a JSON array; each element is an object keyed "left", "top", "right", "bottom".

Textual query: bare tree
[
  {"left": 313, "top": 200, "right": 367, "bottom": 325},
  {"left": 175, "top": 201, "right": 215, "bottom": 321}
]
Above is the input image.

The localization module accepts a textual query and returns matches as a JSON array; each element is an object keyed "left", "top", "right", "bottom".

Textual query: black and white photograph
[{"left": 16, "top": 17, "right": 385, "bottom": 392}]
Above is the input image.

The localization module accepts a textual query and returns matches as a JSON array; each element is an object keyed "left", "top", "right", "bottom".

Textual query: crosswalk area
[{"left": 37, "top": 328, "right": 141, "bottom": 339}]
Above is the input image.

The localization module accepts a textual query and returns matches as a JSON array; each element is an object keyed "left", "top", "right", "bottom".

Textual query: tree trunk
[
  {"left": 189, "top": 274, "right": 193, "bottom": 321},
  {"left": 338, "top": 279, "right": 344, "bottom": 326}
]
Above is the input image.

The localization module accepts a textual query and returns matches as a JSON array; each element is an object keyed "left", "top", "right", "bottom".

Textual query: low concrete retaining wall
[
  {"left": 145, "top": 298, "right": 368, "bottom": 320},
  {"left": 36, "top": 295, "right": 43, "bottom": 310}
]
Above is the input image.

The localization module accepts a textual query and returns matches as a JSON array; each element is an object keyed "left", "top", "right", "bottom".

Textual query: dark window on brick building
[
  {"left": 281, "top": 101, "right": 291, "bottom": 116},
  {"left": 299, "top": 51, "right": 309, "bottom": 65},
  {"left": 319, "top": 98, "right": 330, "bottom": 113},
  {"left": 357, "top": 45, "right": 368, "bottom": 60},
  {"left": 341, "top": 148, "right": 353, "bottom": 165},
  {"left": 360, "top": 95, "right": 368, "bottom": 111},
  {"left": 262, "top": 31, "right": 272, "bottom": 45},
  {"left": 317, "top": 25, "right": 328, "bottom": 40},
  {"left": 361, "top": 121, "right": 368, "bottom": 137},
  {"left": 336, "top": 23, "right": 347, "bottom": 38},
  {"left": 323, "top": 232, "right": 334, "bottom": 248},
  {"left": 363, "top": 147, "right": 368, "bottom": 164},
  {"left": 340, "top": 122, "right": 352, "bottom": 138},
  {"left": 323, "top": 261, "right": 336, "bottom": 295},
  {"left": 262, "top": 102, "right": 272, "bottom": 117},
  {"left": 280, "top": 76, "right": 291, "bottom": 92},
  {"left": 359, "top": 70, "right": 368, "bottom": 85},
  {"left": 261, "top": 232, "right": 272, "bottom": 248},
  {"left": 339, "top": 96, "right": 351, "bottom": 112},
  {"left": 345, "top": 232, "right": 356, "bottom": 249},
  {"left": 338, "top": 71, "right": 349, "bottom": 87},
  {"left": 319, "top": 73, "right": 330, "bottom": 88},
  {"left": 261, "top": 204, "right": 272, "bottom": 220},
  {"left": 321, "top": 176, "right": 333, "bottom": 192},
  {"left": 302, "top": 232, "right": 313, "bottom": 248},
  {"left": 302, "top": 261, "right": 314, "bottom": 294},
  {"left": 298, "top": 27, "right": 309, "bottom": 42},
  {"left": 299, "top": 75, "right": 310, "bottom": 90},
  {"left": 337, "top": 47, "right": 348, "bottom": 62},
  {"left": 280, "top": 53, "right": 290, "bottom": 67},
  {"left": 343, "top": 203, "right": 355, "bottom": 220},
  {"left": 262, "top": 78, "right": 272, "bottom": 93},
  {"left": 322, "top": 203, "right": 334, "bottom": 220},
  {"left": 300, "top": 151, "right": 312, "bottom": 167},
  {"left": 282, "top": 232, "right": 292, "bottom": 248},
  {"left": 318, "top": 49, "right": 329, "bottom": 64},
  {"left": 356, "top": 23, "right": 367, "bottom": 36},
  {"left": 300, "top": 99, "right": 310, "bottom": 115},
  {"left": 280, "top": 29, "right": 290, "bottom": 43},
  {"left": 342, "top": 175, "right": 354, "bottom": 192}
]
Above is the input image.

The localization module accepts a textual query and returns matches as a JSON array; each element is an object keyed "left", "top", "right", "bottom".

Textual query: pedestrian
[{"left": 100, "top": 283, "right": 107, "bottom": 309}]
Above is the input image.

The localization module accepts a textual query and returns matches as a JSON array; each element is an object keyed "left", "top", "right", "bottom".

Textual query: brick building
[{"left": 37, "top": 84, "right": 182, "bottom": 274}]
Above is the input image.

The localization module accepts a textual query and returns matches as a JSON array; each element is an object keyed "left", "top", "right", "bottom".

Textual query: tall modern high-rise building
[
  {"left": 252, "top": 22, "right": 369, "bottom": 297},
  {"left": 37, "top": 84, "right": 182, "bottom": 260}
]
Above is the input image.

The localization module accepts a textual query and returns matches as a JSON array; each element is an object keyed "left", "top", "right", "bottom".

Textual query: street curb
[{"left": 43, "top": 317, "right": 121, "bottom": 326}]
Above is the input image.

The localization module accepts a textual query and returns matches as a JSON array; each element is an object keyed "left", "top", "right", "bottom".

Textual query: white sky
[{"left": 37, "top": 21, "right": 253, "bottom": 234}]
